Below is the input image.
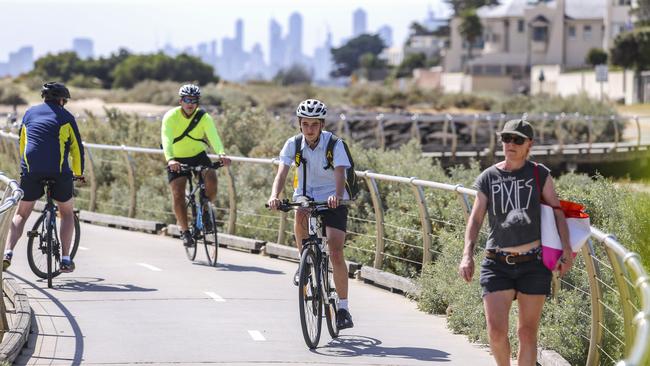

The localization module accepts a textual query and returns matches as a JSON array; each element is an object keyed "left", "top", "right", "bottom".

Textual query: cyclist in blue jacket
[{"left": 3, "top": 82, "right": 84, "bottom": 273}]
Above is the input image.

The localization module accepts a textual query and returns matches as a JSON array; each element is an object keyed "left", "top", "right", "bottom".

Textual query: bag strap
[
  {"left": 293, "top": 135, "right": 307, "bottom": 197},
  {"left": 324, "top": 134, "right": 354, "bottom": 170},
  {"left": 173, "top": 109, "right": 206, "bottom": 144},
  {"left": 534, "top": 163, "right": 561, "bottom": 209}
]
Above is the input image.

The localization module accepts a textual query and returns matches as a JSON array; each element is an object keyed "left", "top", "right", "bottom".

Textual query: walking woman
[{"left": 458, "top": 119, "right": 574, "bottom": 366}]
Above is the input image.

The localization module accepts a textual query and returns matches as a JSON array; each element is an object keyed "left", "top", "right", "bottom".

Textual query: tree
[
  {"left": 330, "top": 34, "right": 385, "bottom": 77},
  {"left": 585, "top": 48, "right": 608, "bottom": 67},
  {"left": 112, "top": 53, "right": 218, "bottom": 88},
  {"left": 445, "top": 0, "right": 499, "bottom": 15},
  {"left": 273, "top": 64, "right": 312, "bottom": 85},
  {"left": 611, "top": 27, "right": 650, "bottom": 71},
  {"left": 459, "top": 8, "right": 483, "bottom": 61},
  {"left": 394, "top": 53, "right": 427, "bottom": 78},
  {"left": 632, "top": 0, "right": 650, "bottom": 26},
  {"left": 31, "top": 52, "right": 83, "bottom": 81},
  {"left": 0, "top": 89, "right": 27, "bottom": 113}
]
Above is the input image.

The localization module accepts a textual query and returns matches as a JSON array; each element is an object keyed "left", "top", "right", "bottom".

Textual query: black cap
[{"left": 498, "top": 119, "right": 534, "bottom": 139}]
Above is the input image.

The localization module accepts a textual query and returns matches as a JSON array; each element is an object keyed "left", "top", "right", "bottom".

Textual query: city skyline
[{"left": 0, "top": 0, "right": 451, "bottom": 63}]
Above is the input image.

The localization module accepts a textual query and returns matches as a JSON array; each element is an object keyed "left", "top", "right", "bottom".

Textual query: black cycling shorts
[
  {"left": 320, "top": 205, "right": 348, "bottom": 233},
  {"left": 167, "top": 151, "right": 213, "bottom": 183},
  {"left": 20, "top": 171, "right": 73, "bottom": 202}
]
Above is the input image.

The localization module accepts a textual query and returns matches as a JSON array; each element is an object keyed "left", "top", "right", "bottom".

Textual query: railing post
[
  {"left": 84, "top": 147, "right": 98, "bottom": 212},
  {"left": 454, "top": 185, "right": 472, "bottom": 222},
  {"left": 581, "top": 239, "right": 604, "bottom": 366},
  {"left": 540, "top": 112, "right": 548, "bottom": 144},
  {"left": 634, "top": 115, "right": 641, "bottom": 147},
  {"left": 409, "top": 178, "right": 433, "bottom": 265},
  {"left": 449, "top": 114, "right": 458, "bottom": 159},
  {"left": 363, "top": 170, "right": 385, "bottom": 269},
  {"left": 612, "top": 114, "right": 620, "bottom": 151},
  {"left": 223, "top": 164, "right": 237, "bottom": 235},
  {"left": 586, "top": 115, "right": 593, "bottom": 154},
  {"left": 375, "top": 114, "right": 385, "bottom": 150},
  {"left": 605, "top": 244, "right": 634, "bottom": 355},
  {"left": 121, "top": 146, "right": 137, "bottom": 218},
  {"left": 442, "top": 114, "right": 450, "bottom": 148},
  {"left": 410, "top": 114, "right": 421, "bottom": 142},
  {"left": 471, "top": 113, "right": 478, "bottom": 147},
  {"left": 556, "top": 113, "right": 566, "bottom": 153}
]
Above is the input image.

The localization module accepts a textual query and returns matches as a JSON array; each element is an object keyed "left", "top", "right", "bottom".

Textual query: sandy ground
[{"left": 0, "top": 98, "right": 170, "bottom": 118}]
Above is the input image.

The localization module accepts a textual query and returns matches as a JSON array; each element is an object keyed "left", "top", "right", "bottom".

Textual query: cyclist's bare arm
[{"left": 268, "top": 164, "right": 290, "bottom": 210}]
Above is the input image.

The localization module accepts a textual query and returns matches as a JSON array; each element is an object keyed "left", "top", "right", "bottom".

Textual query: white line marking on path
[
  {"left": 137, "top": 263, "right": 162, "bottom": 271},
  {"left": 204, "top": 291, "right": 225, "bottom": 302},
  {"left": 78, "top": 246, "right": 89, "bottom": 251},
  {"left": 248, "top": 330, "right": 266, "bottom": 341}
]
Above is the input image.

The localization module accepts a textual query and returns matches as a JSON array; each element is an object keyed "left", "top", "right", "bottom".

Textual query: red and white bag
[
  {"left": 539, "top": 200, "right": 590, "bottom": 271},
  {"left": 534, "top": 164, "right": 591, "bottom": 271}
]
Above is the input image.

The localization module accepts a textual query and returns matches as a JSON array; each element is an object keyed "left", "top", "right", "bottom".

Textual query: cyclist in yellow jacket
[{"left": 161, "top": 84, "right": 230, "bottom": 247}]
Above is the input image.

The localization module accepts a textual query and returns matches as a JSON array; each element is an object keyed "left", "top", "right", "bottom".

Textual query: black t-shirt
[{"left": 473, "top": 160, "right": 550, "bottom": 250}]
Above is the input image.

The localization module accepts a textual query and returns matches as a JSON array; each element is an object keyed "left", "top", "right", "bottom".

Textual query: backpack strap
[
  {"left": 292, "top": 135, "right": 307, "bottom": 197},
  {"left": 324, "top": 134, "right": 354, "bottom": 169},
  {"left": 173, "top": 109, "right": 206, "bottom": 144}
]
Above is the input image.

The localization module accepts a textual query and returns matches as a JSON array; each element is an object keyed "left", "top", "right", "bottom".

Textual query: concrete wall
[
  {"left": 441, "top": 72, "right": 465, "bottom": 93},
  {"left": 531, "top": 65, "right": 635, "bottom": 103},
  {"left": 413, "top": 67, "right": 442, "bottom": 90},
  {"left": 565, "top": 19, "right": 605, "bottom": 68}
]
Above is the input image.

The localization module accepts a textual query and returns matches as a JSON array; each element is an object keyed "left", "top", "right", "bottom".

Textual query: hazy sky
[{"left": 0, "top": 0, "right": 451, "bottom": 62}]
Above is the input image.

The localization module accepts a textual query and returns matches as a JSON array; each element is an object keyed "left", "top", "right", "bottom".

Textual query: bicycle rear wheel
[
  {"left": 27, "top": 212, "right": 61, "bottom": 281},
  {"left": 299, "top": 248, "right": 322, "bottom": 349},
  {"left": 323, "top": 259, "right": 339, "bottom": 339},
  {"left": 202, "top": 201, "right": 218, "bottom": 266}
]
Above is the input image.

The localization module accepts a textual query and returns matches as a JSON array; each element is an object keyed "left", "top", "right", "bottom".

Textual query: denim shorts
[{"left": 479, "top": 248, "right": 552, "bottom": 297}]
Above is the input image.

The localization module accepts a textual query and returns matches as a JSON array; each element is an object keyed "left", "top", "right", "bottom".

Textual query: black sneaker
[
  {"left": 292, "top": 267, "right": 300, "bottom": 286},
  {"left": 60, "top": 259, "right": 75, "bottom": 273},
  {"left": 336, "top": 308, "right": 354, "bottom": 330},
  {"left": 182, "top": 230, "right": 195, "bottom": 247}
]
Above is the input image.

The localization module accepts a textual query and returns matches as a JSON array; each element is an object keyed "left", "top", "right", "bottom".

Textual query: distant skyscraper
[
  {"left": 286, "top": 12, "right": 303, "bottom": 67},
  {"left": 197, "top": 42, "right": 210, "bottom": 64},
  {"left": 269, "top": 18, "right": 285, "bottom": 75},
  {"left": 245, "top": 43, "right": 267, "bottom": 79},
  {"left": 313, "top": 32, "right": 333, "bottom": 81},
  {"left": 7, "top": 46, "right": 34, "bottom": 76},
  {"left": 353, "top": 8, "right": 367, "bottom": 37},
  {"left": 377, "top": 25, "right": 393, "bottom": 47},
  {"left": 235, "top": 19, "right": 244, "bottom": 51},
  {"left": 72, "top": 38, "right": 94, "bottom": 59}
]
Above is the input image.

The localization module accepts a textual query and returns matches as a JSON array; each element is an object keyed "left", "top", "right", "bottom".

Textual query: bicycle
[
  {"left": 176, "top": 161, "right": 223, "bottom": 266},
  {"left": 267, "top": 199, "right": 349, "bottom": 349},
  {"left": 27, "top": 178, "right": 82, "bottom": 288}
]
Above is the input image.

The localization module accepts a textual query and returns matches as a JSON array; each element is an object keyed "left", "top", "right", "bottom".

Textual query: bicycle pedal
[{"left": 27, "top": 231, "right": 39, "bottom": 238}]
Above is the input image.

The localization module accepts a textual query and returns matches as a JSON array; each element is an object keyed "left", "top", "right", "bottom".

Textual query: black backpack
[{"left": 293, "top": 133, "right": 360, "bottom": 200}]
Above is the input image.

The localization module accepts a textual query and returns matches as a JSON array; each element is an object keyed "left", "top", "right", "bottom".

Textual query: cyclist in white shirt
[{"left": 267, "top": 99, "right": 354, "bottom": 330}]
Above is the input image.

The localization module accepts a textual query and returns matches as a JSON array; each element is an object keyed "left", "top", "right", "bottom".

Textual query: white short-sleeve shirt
[{"left": 279, "top": 130, "right": 352, "bottom": 201}]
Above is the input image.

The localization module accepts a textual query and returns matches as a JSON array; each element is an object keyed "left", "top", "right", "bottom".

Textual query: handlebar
[
  {"left": 167, "top": 161, "right": 224, "bottom": 173},
  {"left": 265, "top": 198, "right": 352, "bottom": 212}
]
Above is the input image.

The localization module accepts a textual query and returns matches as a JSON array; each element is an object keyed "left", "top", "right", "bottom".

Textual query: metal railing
[
  {"left": 0, "top": 172, "right": 24, "bottom": 341},
  {"left": 0, "top": 131, "right": 647, "bottom": 365}
]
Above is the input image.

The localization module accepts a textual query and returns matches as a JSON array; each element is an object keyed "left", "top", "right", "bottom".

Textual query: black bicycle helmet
[{"left": 41, "top": 82, "right": 71, "bottom": 100}]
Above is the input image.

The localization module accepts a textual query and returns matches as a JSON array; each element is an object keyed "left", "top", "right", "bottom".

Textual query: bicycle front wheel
[
  {"left": 299, "top": 248, "right": 322, "bottom": 349},
  {"left": 184, "top": 198, "right": 198, "bottom": 261},
  {"left": 323, "top": 259, "right": 339, "bottom": 339},
  {"left": 202, "top": 201, "right": 218, "bottom": 266}
]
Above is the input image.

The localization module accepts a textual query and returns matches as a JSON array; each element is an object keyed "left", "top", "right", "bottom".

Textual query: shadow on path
[
  {"left": 197, "top": 262, "right": 284, "bottom": 275},
  {"left": 312, "top": 335, "right": 450, "bottom": 362},
  {"left": 8, "top": 271, "right": 85, "bottom": 366},
  {"left": 51, "top": 277, "right": 158, "bottom": 293}
]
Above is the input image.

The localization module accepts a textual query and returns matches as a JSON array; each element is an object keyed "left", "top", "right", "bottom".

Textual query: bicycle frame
[
  {"left": 304, "top": 212, "right": 336, "bottom": 308},
  {"left": 185, "top": 171, "right": 208, "bottom": 232}
]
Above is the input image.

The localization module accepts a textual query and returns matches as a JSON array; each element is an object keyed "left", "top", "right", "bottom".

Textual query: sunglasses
[
  {"left": 181, "top": 97, "right": 199, "bottom": 104},
  {"left": 500, "top": 134, "right": 528, "bottom": 145}
]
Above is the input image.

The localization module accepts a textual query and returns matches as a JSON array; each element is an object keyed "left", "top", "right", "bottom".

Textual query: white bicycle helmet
[
  {"left": 296, "top": 99, "right": 327, "bottom": 118},
  {"left": 179, "top": 84, "right": 201, "bottom": 98}
]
